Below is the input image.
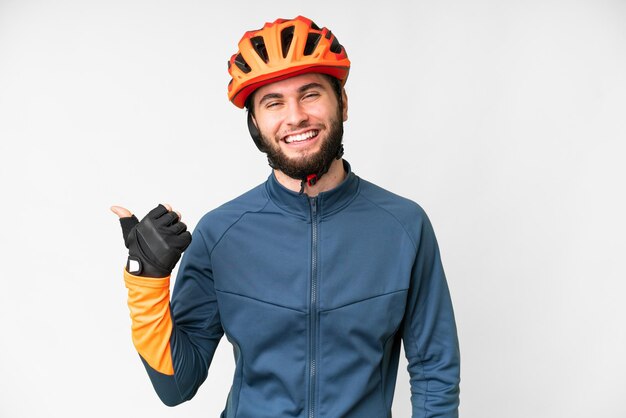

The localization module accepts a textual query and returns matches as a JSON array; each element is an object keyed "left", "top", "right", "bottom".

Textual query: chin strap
[
  {"left": 299, "top": 174, "right": 319, "bottom": 195},
  {"left": 297, "top": 144, "right": 344, "bottom": 195}
]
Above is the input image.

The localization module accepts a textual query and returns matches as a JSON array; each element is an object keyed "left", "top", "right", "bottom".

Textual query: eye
[
  {"left": 265, "top": 101, "right": 283, "bottom": 109},
  {"left": 302, "top": 91, "right": 320, "bottom": 101}
]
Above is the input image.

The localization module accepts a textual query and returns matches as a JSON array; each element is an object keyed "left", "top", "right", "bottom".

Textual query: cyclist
[{"left": 112, "top": 16, "right": 460, "bottom": 418}]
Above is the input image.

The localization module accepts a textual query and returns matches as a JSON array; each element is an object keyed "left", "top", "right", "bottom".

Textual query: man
[{"left": 112, "top": 16, "right": 460, "bottom": 418}]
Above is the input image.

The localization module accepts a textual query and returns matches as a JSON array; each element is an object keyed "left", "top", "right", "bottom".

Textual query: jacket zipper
[{"left": 308, "top": 197, "right": 319, "bottom": 418}]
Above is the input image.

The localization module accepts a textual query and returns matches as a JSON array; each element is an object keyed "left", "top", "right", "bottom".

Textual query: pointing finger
[{"left": 111, "top": 205, "right": 132, "bottom": 218}]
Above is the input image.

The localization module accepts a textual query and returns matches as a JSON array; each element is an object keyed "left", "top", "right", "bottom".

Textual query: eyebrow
[
  {"left": 258, "top": 82, "right": 326, "bottom": 106},
  {"left": 297, "top": 82, "right": 325, "bottom": 93}
]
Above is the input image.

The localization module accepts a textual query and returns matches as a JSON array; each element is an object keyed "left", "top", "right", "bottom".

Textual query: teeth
[{"left": 285, "top": 130, "right": 318, "bottom": 143}]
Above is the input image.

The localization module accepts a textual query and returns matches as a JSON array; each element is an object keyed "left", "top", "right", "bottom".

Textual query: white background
[{"left": 1, "top": 1, "right": 625, "bottom": 417}]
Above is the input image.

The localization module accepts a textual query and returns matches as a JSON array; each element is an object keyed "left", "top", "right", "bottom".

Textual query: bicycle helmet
[{"left": 227, "top": 16, "right": 350, "bottom": 108}]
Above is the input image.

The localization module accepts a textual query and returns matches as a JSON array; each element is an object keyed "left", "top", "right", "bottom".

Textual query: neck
[{"left": 274, "top": 159, "right": 346, "bottom": 197}]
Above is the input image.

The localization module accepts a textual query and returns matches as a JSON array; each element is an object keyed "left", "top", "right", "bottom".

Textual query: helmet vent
[
  {"left": 310, "top": 21, "right": 321, "bottom": 31},
  {"left": 234, "top": 53, "right": 251, "bottom": 73},
  {"left": 250, "top": 36, "right": 269, "bottom": 63},
  {"left": 329, "top": 36, "right": 343, "bottom": 54},
  {"left": 304, "top": 33, "right": 321, "bottom": 56},
  {"left": 280, "top": 26, "right": 295, "bottom": 58}
]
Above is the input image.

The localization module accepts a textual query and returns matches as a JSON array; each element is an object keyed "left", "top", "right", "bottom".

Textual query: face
[{"left": 250, "top": 73, "right": 348, "bottom": 180}]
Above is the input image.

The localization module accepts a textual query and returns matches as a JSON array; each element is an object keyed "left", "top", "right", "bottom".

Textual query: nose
[{"left": 285, "top": 101, "right": 309, "bottom": 127}]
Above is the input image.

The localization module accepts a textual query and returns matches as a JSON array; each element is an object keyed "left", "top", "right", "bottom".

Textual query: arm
[
  {"left": 116, "top": 205, "right": 223, "bottom": 406},
  {"left": 402, "top": 213, "right": 460, "bottom": 418}
]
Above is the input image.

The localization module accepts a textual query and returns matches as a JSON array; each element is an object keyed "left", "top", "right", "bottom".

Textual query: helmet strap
[
  {"left": 297, "top": 144, "right": 344, "bottom": 195},
  {"left": 247, "top": 112, "right": 266, "bottom": 152}
]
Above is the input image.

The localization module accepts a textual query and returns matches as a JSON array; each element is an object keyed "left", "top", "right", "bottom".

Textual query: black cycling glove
[{"left": 119, "top": 204, "right": 192, "bottom": 277}]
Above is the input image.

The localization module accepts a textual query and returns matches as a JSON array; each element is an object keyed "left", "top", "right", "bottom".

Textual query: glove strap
[{"left": 126, "top": 255, "right": 143, "bottom": 275}]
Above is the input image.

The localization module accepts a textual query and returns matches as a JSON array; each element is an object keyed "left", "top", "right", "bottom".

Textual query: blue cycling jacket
[{"left": 124, "top": 161, "right": 460, "bottom": 417}]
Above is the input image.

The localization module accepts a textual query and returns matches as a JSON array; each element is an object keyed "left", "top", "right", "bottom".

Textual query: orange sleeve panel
[{"left": 124, "top": 269, "right": 174, "bottom": 375}]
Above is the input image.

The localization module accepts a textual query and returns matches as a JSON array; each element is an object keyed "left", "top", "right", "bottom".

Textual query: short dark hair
[{"left": 245, "top": 73, "right": 344, "bottom": 115}]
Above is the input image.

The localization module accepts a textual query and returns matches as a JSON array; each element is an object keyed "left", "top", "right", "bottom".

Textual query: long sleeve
[
  {"left": 124, "top": 227, "right": 224, "bottom": 406},
  {"left": 402, "top": 214, "right": 460, "bottom": 417}
]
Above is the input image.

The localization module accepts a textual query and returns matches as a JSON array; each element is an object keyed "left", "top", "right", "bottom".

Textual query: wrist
[{"left": 126, "top": 255, "right": 171, "bottom": 278}]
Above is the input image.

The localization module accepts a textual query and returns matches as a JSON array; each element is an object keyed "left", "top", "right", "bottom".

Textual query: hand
[{"left": 111, "top": 204, "right": 192, "bottom": 277}]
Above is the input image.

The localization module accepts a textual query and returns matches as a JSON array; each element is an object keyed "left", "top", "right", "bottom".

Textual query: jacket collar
[{"left": 265, "top": 160, "right": 360, "bottom": 220}]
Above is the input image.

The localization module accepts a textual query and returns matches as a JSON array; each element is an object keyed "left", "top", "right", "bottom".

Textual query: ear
[{"left": 341, "top": 88, "right": 348, "bottom": 121}]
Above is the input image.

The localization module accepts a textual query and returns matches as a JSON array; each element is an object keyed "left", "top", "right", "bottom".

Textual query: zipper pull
[{"left": 310, "top": 197, "right": 317, "bottom": 216}]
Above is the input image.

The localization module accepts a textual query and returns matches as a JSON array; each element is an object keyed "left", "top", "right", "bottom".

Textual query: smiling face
[{"left": 250, "top": 73, "right": 348, "bottom": 181}]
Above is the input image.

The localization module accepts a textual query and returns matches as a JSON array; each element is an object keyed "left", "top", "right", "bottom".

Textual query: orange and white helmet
[{"left": 227, "top": 16, "right": 350, "bottom": 108}]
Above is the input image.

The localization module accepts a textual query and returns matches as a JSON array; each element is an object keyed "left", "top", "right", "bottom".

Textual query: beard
[{"left": 259, "top": 112, "right": 344, "bottom": 181}]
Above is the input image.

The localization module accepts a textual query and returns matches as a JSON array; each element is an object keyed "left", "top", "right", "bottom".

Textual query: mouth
[{"left": 283, "top": 129, "right": 319, "bottom": 144}]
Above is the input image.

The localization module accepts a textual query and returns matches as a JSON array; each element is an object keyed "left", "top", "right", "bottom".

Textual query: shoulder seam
[
  {"left": 207, "top": 196, "right": 272, "bottom": 258},
  {"left": 358, "top": 193, "right": 419, "bottom": 252}
]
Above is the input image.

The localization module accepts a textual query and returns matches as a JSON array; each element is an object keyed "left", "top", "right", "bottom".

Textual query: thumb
[
  {"left": 111, "top": 205, "right": 132, "bottom": 218},
  {"left": 111, "top": 205, "right": 139, "bottom": 244}
]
